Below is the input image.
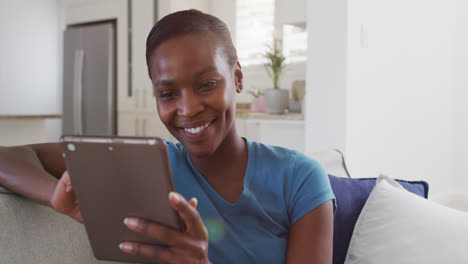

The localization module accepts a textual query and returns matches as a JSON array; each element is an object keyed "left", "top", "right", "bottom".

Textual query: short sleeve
[{"left": 287, "top": 152, "right": 336, "bottom": 224}]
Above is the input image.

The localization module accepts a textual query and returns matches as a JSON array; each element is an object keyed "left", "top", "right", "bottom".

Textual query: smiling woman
[
  {"left": 151, "top": 32, "right": 241, "bottom": 158},
  {"left": 0, "top": 9, "right": 335, "bottom": 264}
]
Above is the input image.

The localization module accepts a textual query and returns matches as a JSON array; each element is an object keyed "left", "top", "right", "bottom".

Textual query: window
[
  {"left": 282, "top": 24, "right": 307, "bottom": 63},
  {"left": 236, "top": 0, "right": 307, "bottom": 65},
  {"left": 236, "top": 0, "right": 275, "bottom": 66}
]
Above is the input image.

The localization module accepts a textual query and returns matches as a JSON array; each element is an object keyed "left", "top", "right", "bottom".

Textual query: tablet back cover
[{"left": 60, "top": 136, "right": 181, "bottom": 263}]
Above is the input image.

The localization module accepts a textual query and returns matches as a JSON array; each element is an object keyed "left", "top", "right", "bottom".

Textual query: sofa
[{"left": 1, "top": 149, "right": 466, "bottom": 264}]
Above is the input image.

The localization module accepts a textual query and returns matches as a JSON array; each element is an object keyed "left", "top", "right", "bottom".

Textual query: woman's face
[{"left": 149, "top": 32, "right": 243, "bottom": 157}]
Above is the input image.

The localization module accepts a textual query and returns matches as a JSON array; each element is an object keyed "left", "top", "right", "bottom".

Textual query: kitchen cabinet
[
  {"left": 119, "top": 0, "right": 155, "bottom": 112},
  {"left": 236, "top": 118, "right": 305, "bottom": 152}
]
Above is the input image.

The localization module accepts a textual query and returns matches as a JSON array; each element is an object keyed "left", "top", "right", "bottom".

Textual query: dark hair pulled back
[{"left": 145, "top": 9, "right": 237, "bottom": 78}]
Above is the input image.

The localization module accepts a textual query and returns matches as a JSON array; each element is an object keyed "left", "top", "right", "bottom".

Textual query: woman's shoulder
[
  {"left": 164, "top": 139, "right": 183, "bottom": 151},
  {"left": 247, "top": 139, "right": 321, "bottom": 170},
  {"left": 163, "top": 140, "right": 186, "bottom": 161}
]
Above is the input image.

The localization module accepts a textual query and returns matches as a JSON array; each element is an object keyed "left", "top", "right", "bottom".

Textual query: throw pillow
[
  {"left": 328, "top": 175, "right": 428, "bottom": 264},
  {"left": 344, "top": 175, "right": 468, "bottom": 264}
]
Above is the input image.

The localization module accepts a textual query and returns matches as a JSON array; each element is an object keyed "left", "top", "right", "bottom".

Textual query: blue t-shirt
[{"left": 166, "top": 139, "right": 335, "bottom": 264}]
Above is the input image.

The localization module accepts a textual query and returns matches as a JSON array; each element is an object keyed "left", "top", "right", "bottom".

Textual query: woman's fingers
[
  {"left": 71, "top": 204, "right": 84, "bottom": 223},
  {"left": 188, "top": 197, "right": 198, "bottom": 209},
  {"left": 50, "top": 171, "right": 73, "bottom": 211},
  {"left": 169, "top": 192, "right": 208, "bottom": 240},
  {"left": 119, "top": 242, "right": 204, "bottom": 264},
  {"left": 50, "top": 171, "right": 82, "bottom": 223},
  {"left": 121, "top": 193, "right": 210, "bottom": 263},
  {"left": 123, "top": 218, "right": 207, "bottom": 258}
]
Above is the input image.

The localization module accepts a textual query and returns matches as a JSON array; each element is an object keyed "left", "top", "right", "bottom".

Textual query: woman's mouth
[{"left": 181, "top": 121, "right": 213, "bottom": 138}]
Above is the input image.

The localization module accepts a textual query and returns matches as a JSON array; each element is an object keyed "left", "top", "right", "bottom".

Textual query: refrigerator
[{"left": 62, "top": 21, "right": 116, "bottom": 136}]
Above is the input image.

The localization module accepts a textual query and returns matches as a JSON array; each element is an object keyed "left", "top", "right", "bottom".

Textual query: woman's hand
[
  {"left": 120, "top": 192, "right": 210, "bottom": 264},
  {"left": 49, "top": 171, "right": 83, "bottom": 223}
]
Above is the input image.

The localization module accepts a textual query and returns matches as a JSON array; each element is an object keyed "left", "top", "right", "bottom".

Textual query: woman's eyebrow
[
  {"left": 154, "top": 79, "right": 175, "bottom": 88},
  {"left": 193, "top": 66, "right": 217, "bottom": 79},
  {"left": 153, "top": 66, "right": 218, "bottom": 87}
]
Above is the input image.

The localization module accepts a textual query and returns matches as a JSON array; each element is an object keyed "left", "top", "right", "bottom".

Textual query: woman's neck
[{"left": 189, "top": 128, "right": 247, "bottom": 182}]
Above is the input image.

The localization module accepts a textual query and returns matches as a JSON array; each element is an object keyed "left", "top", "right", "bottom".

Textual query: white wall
[
  {"left": 211, "top": 0, "right": 236, "bottom": 42},
  {"left": 453, "top": 0, "right": 468, "bottom": 195},
  {"left": 346, "top": 0, "right": 457, "bottom": 197},
  {"left": 0, "top": 120, "right": 46, "bottom": 146},
  {"left": 306, "top": 0, "right": 468, "bottom": 197},
  {"left": 166, "top": 0, "right": 211, "bottom": 15},
  {"left": 305, "top": 0, "right": 347, "bottom": 153},
  {"left": 0, "top": 0, "right": 61, "bottom": 115}
]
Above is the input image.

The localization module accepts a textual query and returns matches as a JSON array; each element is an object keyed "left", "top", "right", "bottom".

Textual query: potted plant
[{"left": 264, "top": 37, "right": 289, "bottom": 114}]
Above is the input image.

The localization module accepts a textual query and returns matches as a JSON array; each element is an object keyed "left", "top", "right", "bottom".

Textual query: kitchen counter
[
  {"left": 0, "top": 115, "right": 62, "bottom": 120},
  {"left": 236, "top": 110, "right": 304, "bottom": 120},
  {"left": 235, "top": 102, "right": 304, "bottom": 120}
]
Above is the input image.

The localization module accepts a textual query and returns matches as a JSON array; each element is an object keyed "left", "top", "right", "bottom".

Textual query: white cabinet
[
  {"left": 119, "top": 0, "right": 156, "bottom": 112},
  {"left": 118, "top": 111, "right": 176, "bottom": 142},
  {"left": 236, "top": 118, "right": 305, "bottom": 152}
]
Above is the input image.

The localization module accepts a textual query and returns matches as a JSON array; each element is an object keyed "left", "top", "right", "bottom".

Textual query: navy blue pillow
[{"left": 328, "top": 175, "right": 429, "bottom": 264}]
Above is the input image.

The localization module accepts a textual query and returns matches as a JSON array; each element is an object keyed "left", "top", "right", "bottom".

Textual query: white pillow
[{"left": 345, "top": 175, "right": 468, "bottom": 264}]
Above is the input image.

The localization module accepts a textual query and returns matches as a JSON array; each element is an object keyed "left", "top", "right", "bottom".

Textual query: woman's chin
[{"left": 185, "top": 145, "right": 217, "bottom": 159}]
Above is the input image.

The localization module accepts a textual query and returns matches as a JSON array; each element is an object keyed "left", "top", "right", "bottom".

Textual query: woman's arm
[
  {"left": 0, "top": 143, "right": 66, "bottom": 206},
  {"left": 286, "top": 200, "right": 334, "bottom": 264}
]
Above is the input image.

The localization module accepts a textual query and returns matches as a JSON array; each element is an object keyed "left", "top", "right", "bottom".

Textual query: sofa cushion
[
  {"left": 328, "top": 175, "right": 428, "bottom": 264},
  {"left": 0, "top": 189, "right": 120, "bottom": 264},
  {"left": 344, "top": 175, "right": 468, "bottom": 264}
]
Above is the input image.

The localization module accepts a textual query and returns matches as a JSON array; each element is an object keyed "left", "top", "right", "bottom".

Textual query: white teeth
[{"left": 184, "top": 122, "right": 210, "bottom": 135}]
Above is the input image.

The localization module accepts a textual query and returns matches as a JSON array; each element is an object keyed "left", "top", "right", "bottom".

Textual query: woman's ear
[{"left": 234, "top": 61, "right": 244, "bottom": 93}]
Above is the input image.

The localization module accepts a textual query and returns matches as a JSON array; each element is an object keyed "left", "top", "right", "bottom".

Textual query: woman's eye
[
  {"left": 200, "top": 80, "right": 217, "bottom": 90},
  {"left": 159, "top": 91, "right": 176, "bottom": 101}
]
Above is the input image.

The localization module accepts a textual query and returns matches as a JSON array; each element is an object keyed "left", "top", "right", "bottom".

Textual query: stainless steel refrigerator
[{"left": 62, "top": 21, "right": 116, "bottom": 136}]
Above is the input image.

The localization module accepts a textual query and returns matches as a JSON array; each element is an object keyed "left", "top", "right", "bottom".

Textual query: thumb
[
  {"left": 50, "top": 171, "right": 77, "bottom": 214},
  {"left": 188, "top": 197, "right": 198, "bottom": 209}
]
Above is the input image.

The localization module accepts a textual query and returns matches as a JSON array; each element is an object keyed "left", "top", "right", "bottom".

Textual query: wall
[
  {"left": 0, "top": 0, "right": 61, "bottom": 115},
  {"left": 306, "top": 0, "right": 467, "bottom": 197},
  {"left": 453, "top": 0, "right": 468, "bottom": 195},
  {"left": 304, "top": 0, "right": 347, "bottom": 153},
  {"left": 0, "top": 120, "right": 46, "bottom": 146},
  {"left": 211, "top": 0, "right": 236, "bottom": 42},
  {"left": 164, "top": 0, "right": 211, "bottom": 15},
  {"left": 346, "top": 0, "right": 458, "bottom": 197}
]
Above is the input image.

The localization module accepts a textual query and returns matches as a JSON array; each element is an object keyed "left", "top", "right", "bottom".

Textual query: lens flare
[{"left": 205, "top": 218, "right": 225, "bottom": 242}]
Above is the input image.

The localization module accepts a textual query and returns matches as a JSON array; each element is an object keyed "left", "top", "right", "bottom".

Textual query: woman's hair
[{"left": 146, "top": 9, "right": 238, "bottom": 78}]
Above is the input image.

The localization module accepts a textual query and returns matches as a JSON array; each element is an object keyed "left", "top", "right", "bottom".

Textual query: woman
[{"left": 0, "top": 10, "right": 335, "bottom": 264}]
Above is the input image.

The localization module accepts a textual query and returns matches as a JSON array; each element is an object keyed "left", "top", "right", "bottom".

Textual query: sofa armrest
[
  {"left": 0, "top": 189, "right": 119, "bottom": 263},
  {"left": 306, "top": 149, "right": 351, "bottom": 178}
]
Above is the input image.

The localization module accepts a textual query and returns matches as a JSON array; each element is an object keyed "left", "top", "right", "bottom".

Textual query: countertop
[
  {"left": 0, "top": 115, "right": 62, "bottom": 120},
  {"left": 236, "top": 110, "right": 304, "bottom": 120}
]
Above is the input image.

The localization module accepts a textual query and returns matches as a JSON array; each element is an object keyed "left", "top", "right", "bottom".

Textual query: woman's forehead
[{"left": 149, "top": 33, "right": 229, "bottom": 81}]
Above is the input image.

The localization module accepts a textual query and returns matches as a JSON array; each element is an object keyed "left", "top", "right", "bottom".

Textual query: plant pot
[{"left": 264, "top": 88, "right": 289, "bottom": 114}]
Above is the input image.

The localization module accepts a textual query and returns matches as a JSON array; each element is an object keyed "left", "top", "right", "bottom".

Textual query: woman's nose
[{"left": 177, "top": 92, "right": 203, "bottom": 117}]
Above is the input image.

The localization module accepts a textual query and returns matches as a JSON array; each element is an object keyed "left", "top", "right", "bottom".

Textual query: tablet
[{"left": 60, "top": 135, "right": 183, "bottom": 263}]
